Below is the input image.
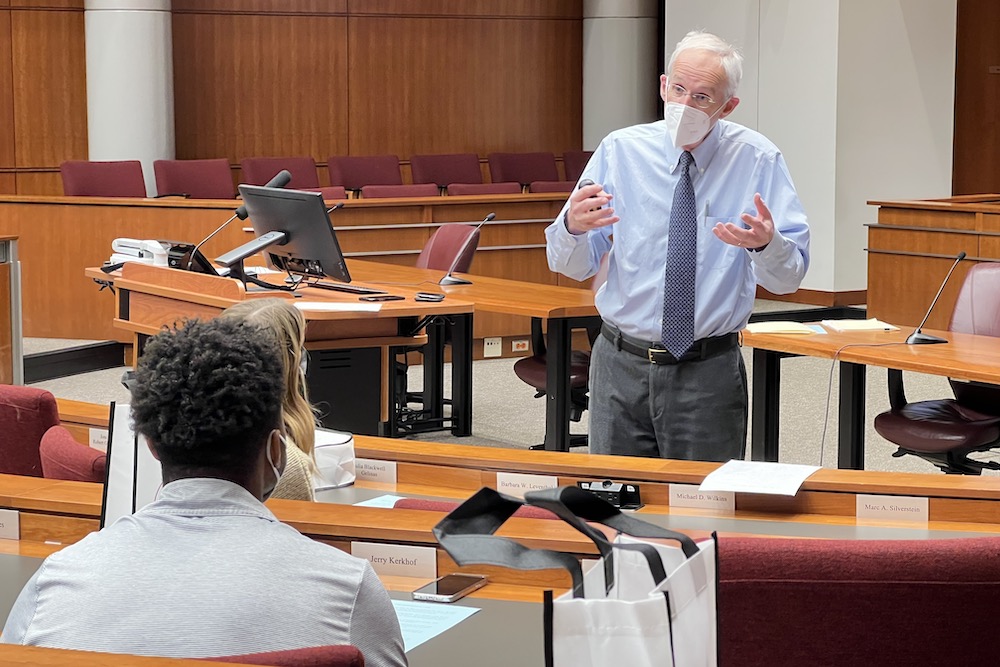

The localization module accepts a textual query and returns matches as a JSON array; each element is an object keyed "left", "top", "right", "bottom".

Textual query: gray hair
[{"left": 667, "top": 31, "right": 743, "bottom": 100}]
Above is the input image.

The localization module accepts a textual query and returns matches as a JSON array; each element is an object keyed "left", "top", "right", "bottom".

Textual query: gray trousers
[{"left": 588, "top": 333, "right": 747, "bottom": 461}]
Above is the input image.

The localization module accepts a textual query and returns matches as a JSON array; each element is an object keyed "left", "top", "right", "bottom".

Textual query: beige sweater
[{"left": 271, "top": 440, "right": 315, "bottom": 501}]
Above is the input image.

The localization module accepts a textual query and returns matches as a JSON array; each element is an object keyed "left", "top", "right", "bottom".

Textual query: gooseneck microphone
[
  {"left": 905, "top": 251, "right": 967, "bottom": 345},
  {"left": 186, "top": 170, "right": 292, "bottom": 270},
  {"left": 438, "top": 212, "right": 495, "bottom": 286}
]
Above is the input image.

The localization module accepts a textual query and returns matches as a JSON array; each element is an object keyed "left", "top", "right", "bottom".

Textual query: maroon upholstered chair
[
  {"left": 0, "top": 385, "right": 60, "bottom": 476},
  {"left": 718, "top": 535, "right": 1000, "bottom": 666},
  {"left": 200, "top": 645, "right": 364, "bottom": 666},
  {"left": 446, "top": 182, "right": 522, "bottom": 196},
  {"left": 394, "top": 497, "right": 559, "bottom": 520},
  {"left": 513, "top": 255, "right": 608, "bottom": 446},
  {"left": 240, "top": 157, "right": 344, "bottom": 199},
  {"left": 39, "top": 425, "right": 107, "bottom": 483},
  {"left": 562, "top": 150, "right": 594, "bottom": 182},
  {"left": 487, "top": 152, "right": 559, "bottom": 187},
  {"left": 240, "top": 156, "right": 322, "bottom": 189},
  {"left": 414, "top": 224, "right": 480, "bottom": 273},
  {"left": 153, "top": 158, "right": 236, "bottom": 199},
  {"left": 528, "top": 180, "right": 575, "bottom": 193},
  {"left": 60, "top": 160, "right": 147, "bottom": 198},
  {"left": 874, "top": 263, "right": 1000, "bottom": 474},
  {"left": 360, "top": 183, "right": 440, "bottom": 199},
  {"left": 327, "top": 155, "right": 402, "bottom": 192},
  {"left": 410, "top": 153, "right": 484, "bottom": 188}
]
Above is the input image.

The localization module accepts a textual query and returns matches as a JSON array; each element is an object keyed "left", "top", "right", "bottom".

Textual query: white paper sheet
[
  {"left": 392, "top": 599, "right": 480, "bottom": 652},
  {"left": 820, "top": 318, "right": 899, "bottom": 332},
  {"left": 293, "top": 301, "right": 382, "bottom": 312},
  {"left": 354, "top": 494, "right": 407, "bottom": 509},
  {"left": 744, "top": 321, "right": 816, "bottom": 334},
  {"left": 698, "top": 460, "right": 820, "bottom": 496}
]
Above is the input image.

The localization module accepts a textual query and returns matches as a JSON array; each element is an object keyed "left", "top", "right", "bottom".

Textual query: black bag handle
[
  {"left": 522, "top": 486, "right": 699, "bottom": 589},
  {"left": 433, "top": 486, "right": 700, "bottom": 597},
  {"left": 433, "top": 488, "right": 594, "bottom": 595}
]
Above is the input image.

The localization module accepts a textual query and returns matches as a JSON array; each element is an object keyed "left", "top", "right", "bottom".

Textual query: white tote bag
[
  {"left": 432, "top": 486, "right": 719, "bottom": 667},
  {"left": 551, "top": 532, "right": 717, "bottom": 667}
]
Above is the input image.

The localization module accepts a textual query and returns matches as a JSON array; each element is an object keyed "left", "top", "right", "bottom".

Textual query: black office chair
[
  {"left": 392, "top": 224, "right": 481, "bottom": 434},
  {"left": 873, "top": 263, "right": 1000, "bottom": 474},
  {"left": 512, "top": 254, "right": 608, "bottom": 447}
]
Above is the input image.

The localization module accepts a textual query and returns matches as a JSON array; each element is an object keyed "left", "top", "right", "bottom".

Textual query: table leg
[
  {"left": 838, "top": 361, "right": 866, "bottom": 469},
  {"left": 450, "top": 313, "right": 473, "bottom": 436},
  {"left": 750, "top": 348, "right": 781, "bottom": 462},
  {"left": 423, "top": 321, "right": 446, "bottom": 421},
  {"left": 543, "top": 318, "right": 572, "bottom": 451}
]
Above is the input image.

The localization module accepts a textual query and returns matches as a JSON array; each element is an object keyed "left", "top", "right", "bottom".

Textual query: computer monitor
[{"left": 234, "top": 184, "right": 351, "bottom": 283}]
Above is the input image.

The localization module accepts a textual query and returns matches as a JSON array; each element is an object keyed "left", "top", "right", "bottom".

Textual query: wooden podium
[
  {"left": 100, "top": 263, "right": 474, "bottom": 437},
  {"left": 867, "top": 195, "right": 1000, "bottom": 328},
  {"left": 0, "top": 235, "right": 22, "bottom": 385}
]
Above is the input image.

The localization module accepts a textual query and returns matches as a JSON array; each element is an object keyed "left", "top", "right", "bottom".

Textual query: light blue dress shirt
[{"left": 546, "top": 119, "right": 810, "bottom": 342}]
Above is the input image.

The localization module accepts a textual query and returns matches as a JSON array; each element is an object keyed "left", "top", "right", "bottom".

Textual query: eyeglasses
[{"left": 666, "top": 83, "right": 716, "bottom": 110}]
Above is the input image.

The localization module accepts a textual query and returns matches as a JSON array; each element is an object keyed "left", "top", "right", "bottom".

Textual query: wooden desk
[
  {"left": 348, "top": 259, "right": 599, "bottom": 450},
  {"left": 0, "top": 193, "right": 568, "bottom": 341},
  {"left": 21, "top": 422, "right": 1000, "bottom": 546},
  {"left": 742, "top": 326, "right": 1000, "bottom": 469},
  {"left": 0, "top": 645, "right": 267, "bottom": 666},
  {"left": 102, "top": 262, "right": 474, "bottom": 436}
]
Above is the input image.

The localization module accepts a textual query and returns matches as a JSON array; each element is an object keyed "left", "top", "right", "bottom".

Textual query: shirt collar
[
  {"left": 144, "top": 477, "right": 278, "bottom": 521},
  {"left": 665, "top": 120, "right": 724, "bottom": 175}
]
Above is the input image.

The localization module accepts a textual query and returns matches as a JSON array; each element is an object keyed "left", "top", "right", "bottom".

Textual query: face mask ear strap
[{"left": 264, "top": 433, "right": 284, "bottom": 499}]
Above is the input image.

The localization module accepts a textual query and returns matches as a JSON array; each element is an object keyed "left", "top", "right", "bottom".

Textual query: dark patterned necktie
[{"left": 661, "top": 150, "right": 696, "bottom": 358}]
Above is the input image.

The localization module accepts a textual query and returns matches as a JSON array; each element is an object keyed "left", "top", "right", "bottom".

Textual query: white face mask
[{"left": 664, "top": 101, "right": 726, "bottom": 149}]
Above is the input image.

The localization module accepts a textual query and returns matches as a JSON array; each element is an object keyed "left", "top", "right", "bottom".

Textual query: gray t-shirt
[{"left": 1, "top": 478, "right": 406, "bottom": 667}]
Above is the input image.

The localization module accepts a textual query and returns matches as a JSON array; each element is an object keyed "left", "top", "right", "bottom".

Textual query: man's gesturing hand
[
  {"left": 565, "top": 182, "right": 619, "bottom": 235},
  {"left": 712, "top": 193, "right": 774, "bottom": 250}
]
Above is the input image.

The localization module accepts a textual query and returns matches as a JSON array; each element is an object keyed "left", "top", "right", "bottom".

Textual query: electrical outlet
[
  {"left": 512, "top": 339, "right": 529, "bottom": 353},
  {"left": 484, "top": 337, "right": 502, "bottom": 358}
]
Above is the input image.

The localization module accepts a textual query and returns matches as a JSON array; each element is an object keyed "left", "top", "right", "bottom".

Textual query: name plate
[
  {"left": 351, "top": 542, "right": 437, "bottom": 578},
  {"left": 89, "top": 428, "right": 109, "bottom": 452},
  {"left": 669, "top": 484, "right": 735, "bottom": 512},
  {"left": 355, "top": 458, "right": 397, "bottom": 484},
  {"left": 0, "top": 509, "right": 20, "bottom": 540},
  {"left": 856, "top": 494, "right": 928, "bottom": 523},
  {"left": 496, "top": 472, "right": 559, "bottom": 499}
]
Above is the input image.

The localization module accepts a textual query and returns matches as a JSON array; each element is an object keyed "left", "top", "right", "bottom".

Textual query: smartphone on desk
[
  {"left": 415, "top": 292, "right": 445, "bottom": 302},
  {"left": 412, "top": 574, "right": 488, "bottom": 603},
  {"left": 359, "top": 295, "right": 405, "bottom": 302}
]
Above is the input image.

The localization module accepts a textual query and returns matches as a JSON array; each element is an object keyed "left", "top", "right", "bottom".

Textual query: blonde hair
[{"left": 219, "top": 298, "right": 317, "bottom": 462}]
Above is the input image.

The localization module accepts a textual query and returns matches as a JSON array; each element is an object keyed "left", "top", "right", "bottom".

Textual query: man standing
[{"left": 546, "top": 31, "right": 809, "bottom": 461}]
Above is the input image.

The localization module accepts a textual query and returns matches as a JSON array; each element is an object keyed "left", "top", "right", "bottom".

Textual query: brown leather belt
[{"left": 601, "top": 323, "right": 738, "bottom": 365}]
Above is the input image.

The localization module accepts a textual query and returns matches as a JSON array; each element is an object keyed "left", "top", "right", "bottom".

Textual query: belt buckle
[{"left": 647, "top": 347, "right": 664, "bottom": 364}]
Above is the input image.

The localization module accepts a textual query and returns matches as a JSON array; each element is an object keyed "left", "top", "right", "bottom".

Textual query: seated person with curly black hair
[{"left": 1, "top": 318, "right": 407, "bottom": 667}]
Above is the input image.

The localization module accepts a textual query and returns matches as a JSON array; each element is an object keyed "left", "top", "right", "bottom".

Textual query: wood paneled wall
[
  {"left": 953, "top": 0, "right": 1000, "bottom": 194},
  {"left": 171, "top": 0, "right": 582, "bottom": 168},
  {"left": 0, "top": 1, "right": 87, "bottom": 196},
  {"left": 0, "top": 1, "right": 581, "bottom": 196}
]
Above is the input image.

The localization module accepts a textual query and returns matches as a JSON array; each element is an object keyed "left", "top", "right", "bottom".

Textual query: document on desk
[
  {"left": 354, "top": 494, "right": 406, "bottom": 508},
  {"left": 392, "top": 599, "right": 480, "bottom": 652},
  {"left": 293, "top": 301, "right": 382, "bottom": 312},
  {"left": 699, "top": 460, "right": 820, "bottom": 496},
  {"left": 820, "top": 318, "right": 899, "bottom": 332},
  {"left": 744, "top": 321, "right": 817, "bottom": 335}
]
